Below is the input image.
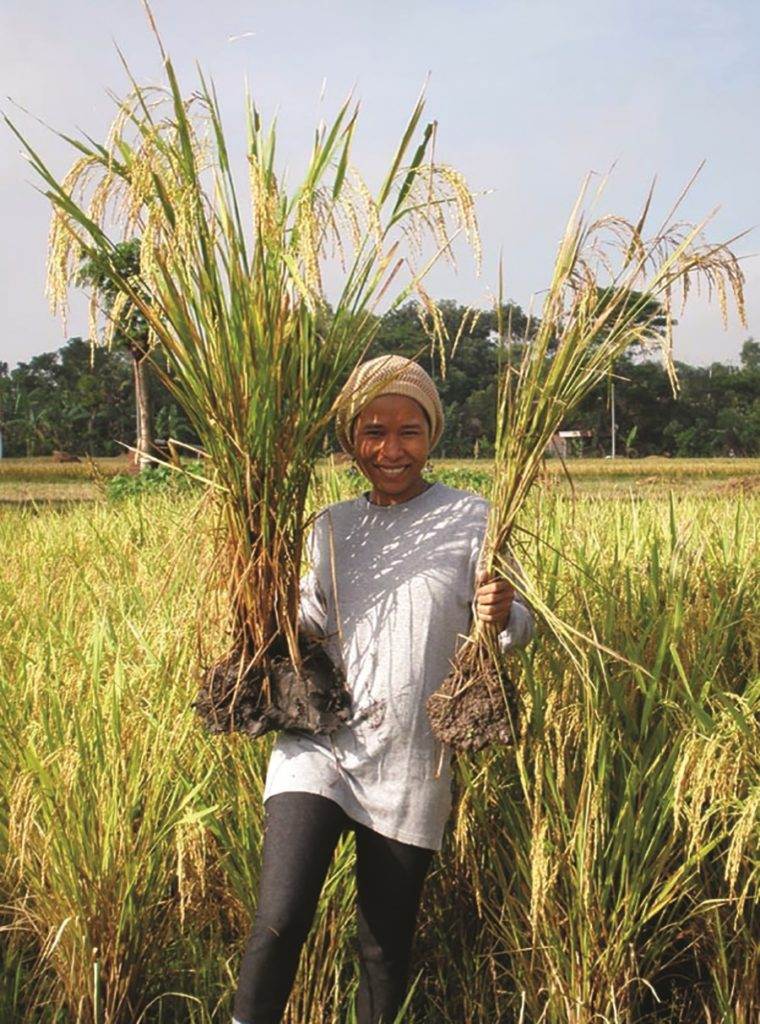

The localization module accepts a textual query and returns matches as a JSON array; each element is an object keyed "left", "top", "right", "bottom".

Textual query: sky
[{"left": 2, "top": 0, "right": 759, "bottom": 371}]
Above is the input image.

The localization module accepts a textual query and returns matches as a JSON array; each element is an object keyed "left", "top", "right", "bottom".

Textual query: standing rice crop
[
  {"left": 1, "top": 481, "right": 757, "bottom": 1021},
  {"left": 4, "top": 7, "right": 480, "bottom": 740},
  {"left": 427, "top": 173, "right": 746, "bottom": 751}
]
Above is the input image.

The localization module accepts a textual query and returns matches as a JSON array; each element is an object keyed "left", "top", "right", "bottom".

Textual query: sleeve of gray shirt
[
  {"left": 497, "top": 547, "right": 534, "bottom": 652},
  {"left": 496, "top": 592, "right": 534, "bottom": 651},
  {"left": 470, "top": 535, "right": 534, "bottom": 653}
]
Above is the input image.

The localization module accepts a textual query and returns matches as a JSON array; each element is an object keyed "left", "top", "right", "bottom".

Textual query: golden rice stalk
[{"left": 427, "top": 171, "right": 747, "bottom": 754}]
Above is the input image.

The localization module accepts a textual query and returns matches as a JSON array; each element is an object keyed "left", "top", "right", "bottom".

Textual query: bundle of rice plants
[
  {"left": 5, "top": 7, "right": 480, "bottom": 740},
  {"left": 427, "top": 173, "right": 746, "bottom": 752}
]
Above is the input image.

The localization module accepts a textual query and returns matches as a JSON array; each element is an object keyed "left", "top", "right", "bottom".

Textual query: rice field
[
  {"left": 0, "top": 457, "right": 128, "bottom": 503},
  {"left": 2, "top": 455, "right": 759, "bottom": 503},
  {"left": 0, "top": 464, "right": 757, "bottom": 1023}
]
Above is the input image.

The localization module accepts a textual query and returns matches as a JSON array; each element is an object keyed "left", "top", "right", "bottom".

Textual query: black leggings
[{"left": 231, "top": 791, "right": 435, "bottom": 1024}]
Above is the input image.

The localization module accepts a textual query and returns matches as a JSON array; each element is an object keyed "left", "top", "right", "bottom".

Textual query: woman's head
[
  {"left": 336, "top": 355, "right": 444, "bottom": 505},
  {"left": 352, "top": 393, "right": 430, "bottom": 502}
]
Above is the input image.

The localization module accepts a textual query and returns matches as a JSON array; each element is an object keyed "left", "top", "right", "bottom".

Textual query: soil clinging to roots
[
  {"left": 426, "top": 663, "right": 520, "bottom": 753},
  {"left": 192, "top": 635, "right": 351, "bottom": 739}
]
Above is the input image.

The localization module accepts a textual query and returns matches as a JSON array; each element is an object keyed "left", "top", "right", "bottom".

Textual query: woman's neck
[{"left": 366, "top": 477, "right": 432, "bottom": 507}]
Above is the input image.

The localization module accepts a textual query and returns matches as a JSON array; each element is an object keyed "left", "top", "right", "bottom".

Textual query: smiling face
[{"left": 352, "top": 394, "right": 432, "bottom": 506}]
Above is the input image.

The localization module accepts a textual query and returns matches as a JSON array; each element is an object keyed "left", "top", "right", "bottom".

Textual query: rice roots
[
  {"left": 192, "top": 635, "right": 351, "bottom": 739},
  {"left": 426, "top": 663, "right": 520, "bottom": 753}
]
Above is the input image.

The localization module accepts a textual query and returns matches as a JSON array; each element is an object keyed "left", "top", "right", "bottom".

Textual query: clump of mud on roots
[
  {"left": 192, "top": 635, "right": 351, "bottom": 739},
  {"left": 426, "top": 663, "right": 520, "bottom": 753}
]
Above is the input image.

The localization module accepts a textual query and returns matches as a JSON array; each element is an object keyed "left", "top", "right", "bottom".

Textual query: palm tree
[{"left": 76, "top": 239, "right": 153, "bottom": 471}]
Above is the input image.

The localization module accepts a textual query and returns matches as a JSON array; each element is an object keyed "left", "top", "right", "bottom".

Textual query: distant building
[{"left": 546, "top": 430, "right": 593, "bottom": 458}]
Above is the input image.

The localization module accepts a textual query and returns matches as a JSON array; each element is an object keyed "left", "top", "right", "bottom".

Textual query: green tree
[
  {"left": 740, "top": 337, "right": 760, "bottom": 371},
  {"left": 593, "top": 288, "right": 671, "bottom": 455},
  {"left": 2, "top": 298, "right": 757, "bottom": 460},
  {"left": 6, "top": 339, "right": 134, "bottom": 456}
]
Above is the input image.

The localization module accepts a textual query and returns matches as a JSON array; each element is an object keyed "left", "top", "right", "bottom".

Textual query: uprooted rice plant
[
  {"left": 5, "top": 11, "right": 481, "bottom": 746},
  {"left": 0, "top": 476, "right": 757, "bottom": 1024},
  {"left": 427, "top": 173, "right": 746, "bottom": 754}
]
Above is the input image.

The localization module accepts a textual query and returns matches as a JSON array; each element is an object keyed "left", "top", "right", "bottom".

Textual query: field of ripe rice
[{"left": 0, "top": 476, "right": 757, "bottom": 1023}]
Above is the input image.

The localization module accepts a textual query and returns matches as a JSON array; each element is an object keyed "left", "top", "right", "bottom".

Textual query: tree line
[{"left": 1, "top": 300, "right": 759, "bottom": 460}]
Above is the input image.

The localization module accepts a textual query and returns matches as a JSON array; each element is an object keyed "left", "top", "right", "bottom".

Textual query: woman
[{"left": 232, "top": 354, "right": 533, "bottom": 1024}]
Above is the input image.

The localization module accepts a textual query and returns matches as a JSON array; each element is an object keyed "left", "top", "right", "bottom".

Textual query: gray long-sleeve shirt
[{"left": 262, "top": 481, "right": 534, "bottom": 850}]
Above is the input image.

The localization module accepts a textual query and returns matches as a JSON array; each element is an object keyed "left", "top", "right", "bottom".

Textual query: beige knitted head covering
[{"left": 335, "top": 354, "right": 444, "bottom": 455}]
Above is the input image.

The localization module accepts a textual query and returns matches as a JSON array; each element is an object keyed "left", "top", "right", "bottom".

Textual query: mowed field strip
[{"left": 2, "top": 455, "right": 759, "bottom": 504}]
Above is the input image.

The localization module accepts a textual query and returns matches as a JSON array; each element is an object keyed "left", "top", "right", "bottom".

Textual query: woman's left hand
[{"left": 475, "top": 571, "right": 515, "bottom": 630}]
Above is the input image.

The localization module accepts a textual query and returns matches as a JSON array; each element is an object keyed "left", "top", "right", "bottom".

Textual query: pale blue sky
[{"left": 2, "top": 0, "right": 758, "bottom": 370}]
